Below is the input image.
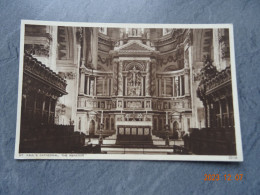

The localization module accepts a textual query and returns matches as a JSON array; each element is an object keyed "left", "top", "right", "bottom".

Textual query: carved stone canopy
[{"left": 113, "top": 40, "right": 158, "bottom": 57}]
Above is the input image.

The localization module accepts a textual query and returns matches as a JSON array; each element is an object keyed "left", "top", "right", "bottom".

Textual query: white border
[{"left": 14, "top": 20, "right": 243, "bottom": 162}]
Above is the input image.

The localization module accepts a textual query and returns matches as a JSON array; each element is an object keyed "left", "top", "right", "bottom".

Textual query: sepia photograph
[{"left": 14, "top": 20, "right": 243, "bottom": 161}]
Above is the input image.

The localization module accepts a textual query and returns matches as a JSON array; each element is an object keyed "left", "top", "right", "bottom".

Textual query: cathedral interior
[{"left": 19, "top": 24, "right": 236, "bottom": 155}]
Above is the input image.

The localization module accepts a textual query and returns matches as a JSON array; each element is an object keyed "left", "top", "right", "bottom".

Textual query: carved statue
[{"left": 127, "top": 66, "right": 142, "bottom": 96}]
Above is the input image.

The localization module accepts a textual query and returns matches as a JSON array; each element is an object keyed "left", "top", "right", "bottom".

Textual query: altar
[{"left": 115, "top": 121, "right": 153, "bottom": 145}]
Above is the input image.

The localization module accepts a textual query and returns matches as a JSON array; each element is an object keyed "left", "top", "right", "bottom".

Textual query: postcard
[{"left": 14, "top": 20, "right": 243, "bottom": 161}]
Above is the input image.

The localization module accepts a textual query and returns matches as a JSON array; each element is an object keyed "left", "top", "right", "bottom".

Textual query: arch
[
  {"left": 57, "top": 27, "right": 74, "bottom": 60},
  {"left": 192, "top": 29, "right": 213, "bottom": 62},
  {"left": 124, "top": 61, "right": 145, "bottom": 71},
  {"left": 89, "top": 120, "right": 95, "bottom": 135}
]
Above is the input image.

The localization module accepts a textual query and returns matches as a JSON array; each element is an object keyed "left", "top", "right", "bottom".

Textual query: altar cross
[{"left": 129, "top": 66, "right": 139, "bottom": 86}]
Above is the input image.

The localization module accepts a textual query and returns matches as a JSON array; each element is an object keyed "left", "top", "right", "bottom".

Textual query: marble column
[
  {"left": 111, "top": 78, "right": 113, "bottom": 96},
  {"left": 102, "top": 78, "right": 105, "bottom": 96},
  {"left": 145, "top": 61, "right": 151, "bottom": 96},
  {"left": 118, "top": 60, "right": 123, "bottom": 96},
  {"left": 87, "top": 76, "right": 90, "bottom": 95},
  {"left": 172, "top": 76, "right": 175, "bottom": 97},
  {"left": 184, "top": 72, "right": 190, "bottom": 96},
  {"left": 184, "top": 48, "right": 190, "bottom": 96},
  {"left": 125, "top": 77, "right": 128, "bottom": 96},
  {"left": 91, "top": 28, "right": 98, "bottom": 69},
  {"left": 112, "top": 60, "right": 117, "bottom": 96},
  {"left": 107, "top": 78, "right": 110, "bottom": 96},
  {"left": 141, "top": 76, "right": 144, "bottom": 96},
  {"left": 155, "top": 78, "right": 158, "bottom": 96},
  {"left": 80, "top": 69, "right": 85, "bottom": 94},
  {"left": 175, "top": 77, "right": 179, "bottom": 97},
  {"left": 179, "top": 76, "right": 183, "bottom": 96},
  {"left": 163, "top": 78, "right": 166, "bottom": 96},
  {"left": 49, "top": 26, "right": 57, "bottom": 72},
  {"left": 94, "top": 77, "right": 97, "bottom": 96},
  {"left": 159, "top": 78, "right": 161, "bottom": 96}
]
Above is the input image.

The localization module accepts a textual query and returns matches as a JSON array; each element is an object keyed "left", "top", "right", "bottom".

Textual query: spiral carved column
[
  {"left": 118, "top": 60, "right": 123, "bottom": 96},
  {"left": 112, "top": 60, "right": 118, "bottom": 96},
  {"left": 145, "top": 61, "right": 151, "bottom": 96}
]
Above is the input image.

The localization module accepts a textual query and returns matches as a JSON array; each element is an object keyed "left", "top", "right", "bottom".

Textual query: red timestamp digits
[
  {"left": 204, "top": 174, "right": 220, "bottom": 181},
  {"left": 204, "top": 174, "right": 243, "bottom": 181},
  {"left": 224, "top": 174, "right": 243, "bottom": 181}
]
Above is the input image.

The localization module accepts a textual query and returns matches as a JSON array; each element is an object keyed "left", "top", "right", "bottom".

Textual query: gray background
[{"left": 0, "top": 0, "right": 259, "bottom": 194}]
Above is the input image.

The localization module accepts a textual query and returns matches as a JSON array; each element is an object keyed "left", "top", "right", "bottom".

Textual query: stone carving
[
  {"left": 127, "top": 65, "right": 142, "bottom": 96},
  {"left": 146, "top": 101, "right": 151, "bottom": 108},
  {"left": 132, "top": 128, "right": 137, "bottom": 135},
  {"left": 117, "top": 101, "right": 123, "bottom": 108},
  {"left": 144, "top": 128, "right": 150, "bottom": 135},
  {"left": 121, "top": 42, "right": 147, "bottom": 50},
  {"left": 25, "top": 44, "right": 50, "bottom": 57},
  {"left": 137, "top": 113, "right": 143, "bottom": 119},
  {"left": 125, "top": 128, "right": 130, "bottom": 135},
  {"left": 23, "top": 52, "right": 67, "bottom": 95},
  {"left": 125, "top": 114, "right": 130, "bottom": 121},
  {"left": 76, "top": 27, "right": 83, "bottom": 44},
  {"left": 159, "top": 48, "right": 184, "bottom": 68},
  {"left": 126, "top": 101, "right": 142, "bottom": 109},
  {"left": 124, "top": 61, "right": 145, "bottom": 71},
  {"left": 218, "top": 29, "right": 230, "bottom": 59},
  {"left": 98, "top": 55, "right": 111, "bottom": 66},
  {"left": 119, "top": 127, "right": 124, "bottom": 134},
  {"left": 128, "top": 85, "right": 141, "bottom": 96},
  {"left": 58, "top": 72, "right": 76, "bottom": 80},
  {"left": 197, "top": 55, "right": 218, "bottom": 102},
  {"left": 138, "top": 128, "right": 143, "bottom": 135},
  {"left": 112, "top": 101, "right": 116, "bottom": 108}
]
